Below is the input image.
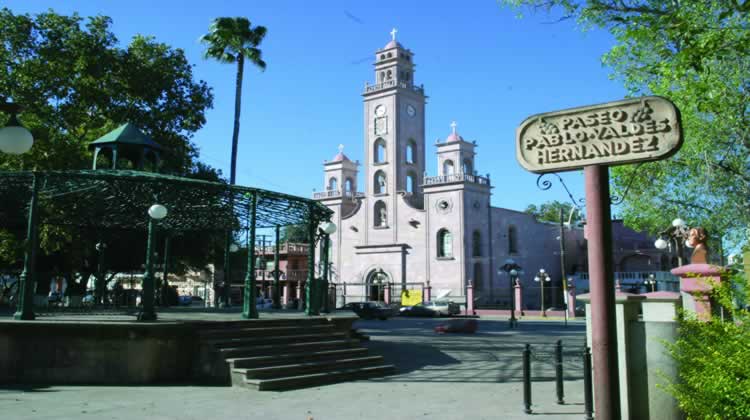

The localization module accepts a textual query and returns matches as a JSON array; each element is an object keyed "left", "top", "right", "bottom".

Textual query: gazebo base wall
[
  {"left": 0, "top": 315, "right": 360, "bottom": 385},
  {"left": 0, "top": 321, "right": 195, "bottom": 384}
]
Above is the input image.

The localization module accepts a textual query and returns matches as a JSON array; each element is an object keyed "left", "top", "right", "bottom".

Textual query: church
[{"left": 312, "top": 32, "right": 574, "bottom": 309}]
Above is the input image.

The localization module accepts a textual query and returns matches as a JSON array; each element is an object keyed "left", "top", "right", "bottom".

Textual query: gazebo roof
[
  {"left": 89, "top": 123, "right": 163, "bottom": 150},
  {"left": 0, "top": 170, "right": 332, "bottom": 232}
]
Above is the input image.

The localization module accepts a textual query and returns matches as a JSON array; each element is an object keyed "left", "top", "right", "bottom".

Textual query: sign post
[{"left": 516, "top": 96, "right": 682, "bottom": 420}]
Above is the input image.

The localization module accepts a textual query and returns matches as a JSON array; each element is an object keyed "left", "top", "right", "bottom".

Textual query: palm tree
[{"left": 201, "top": 17, "right": 267, "bottom": 185}]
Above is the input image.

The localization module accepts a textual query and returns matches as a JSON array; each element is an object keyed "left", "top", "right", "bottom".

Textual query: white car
[{"left": 423, "top": 300, "right": 461, "bottom": 316}]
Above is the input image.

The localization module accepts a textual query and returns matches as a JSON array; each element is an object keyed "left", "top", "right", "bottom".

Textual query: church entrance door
[{"left": 366, "top": 269, "right": 389, "bottom": 301}]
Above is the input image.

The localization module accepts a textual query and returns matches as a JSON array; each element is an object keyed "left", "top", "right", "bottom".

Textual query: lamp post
[
  {"left": 95, "top": 242, "right": 107, "bottom": 305},
  {"left": 654, "top": 218, "right": 690, "bottom": 266},
  {"left": 644, "top": 273, "right": 657, "bottom": 293},
  {"left": 499, "top": 258, "right": 523, "bottom": 328},
  {"left": 0, "top": 102, "right": 34, "bottom": 155},
  {"left": 138, "top": 204, "right": 167, "bottom": 321},
  {"left": 318, "top": 221, "right": 336, "bottom": 312},
  {"left": 534, "top": 268, "right": 551, "bottom": 317}
]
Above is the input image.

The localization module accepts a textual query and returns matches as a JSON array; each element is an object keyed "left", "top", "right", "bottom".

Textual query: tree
[
  {"left": 0, "top": 9, "right": 222, "bottom": 275},
  {"left": 524, "top": 200, "right": 583, "bottom": 225},
  {"left": 500, "top": 1, "right": 750, "bottom": 249},
  {"left": 280, "top": 224, "right": 310, "bottom": 244},
  {"left": 200, "top": 17, "right": 266, "bottom": 186}
]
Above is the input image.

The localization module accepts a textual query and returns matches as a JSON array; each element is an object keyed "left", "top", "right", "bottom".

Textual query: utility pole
[{"left": 559, "top": 207, "right": 568, "bottom": 327}]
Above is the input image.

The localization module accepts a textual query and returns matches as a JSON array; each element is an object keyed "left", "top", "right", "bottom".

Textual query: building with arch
[{"left": 313, "top": 35, "right": 677, "bottom": 308}]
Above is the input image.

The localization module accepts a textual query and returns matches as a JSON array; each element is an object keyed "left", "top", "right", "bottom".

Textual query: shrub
[{"left": 665, "top": 265, "right": 750, "bottom": 419}]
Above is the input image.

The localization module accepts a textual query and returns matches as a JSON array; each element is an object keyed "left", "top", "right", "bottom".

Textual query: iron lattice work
[{"left": 0, "top": 170, "right": 332, "bottom": 231}]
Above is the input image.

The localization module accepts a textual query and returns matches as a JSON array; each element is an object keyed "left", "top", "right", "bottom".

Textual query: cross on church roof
[
  {"left": 450, "top": 121, "right": 457, "bottom": 134},
  {"left": 338, "top": 144, "right": 345, "bottom": 153},
  {"left": 390, "top": 28, "right": 397, "bottom": 41}
]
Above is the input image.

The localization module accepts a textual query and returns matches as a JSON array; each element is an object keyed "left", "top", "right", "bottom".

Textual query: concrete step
[
  {"left": 233, "top": 355, "right": 385, "bottom": 379},
  {"left": 227, "top": 347, "right": 369, "bottom": 369},
  {"left": 194, "top": 317, "right": 333, "bottom": 331},
  {"left": 199, "top": 324, "right": 336, "bottom": 339},
  {"left": 209, "top": 332, "right": 347, "bottom": 349},
  {"left": 218, "top": 339, "right": 359, "bottom": 359},
  {"left": 239, "top": 364, "right": 396, "bottom": 391}
]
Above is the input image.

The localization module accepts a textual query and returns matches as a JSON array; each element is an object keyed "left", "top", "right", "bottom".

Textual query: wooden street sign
[{"left": 516, "top": 96, "right": 682, "bottom": 173}]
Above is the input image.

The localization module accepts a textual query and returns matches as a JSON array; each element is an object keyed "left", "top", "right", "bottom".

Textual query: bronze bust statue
[{"left": 687, "top": 227, "right": 709, "bottom": 264}]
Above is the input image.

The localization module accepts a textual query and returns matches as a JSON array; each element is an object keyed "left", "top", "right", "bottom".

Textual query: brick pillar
[
  {"left": 567, "top": 283, "right": 576, "bottom": 318},
  {"left": 282, "top": 282, "right": 289, "bottom": 306},
  {"left": 466, "top": 282, "right": 475, "bottom": 315},
  {"left": 383, "top": 283, "right": 391, "bottom": 304},
  {"left": 423, "top": 283, "right": 432, "bottom": 303},
  {"left": 514, "top": 282, "right": 523, "bottom": 316},
  {"left": 672, "top": 263, "right": 726, "bottom": 321}
]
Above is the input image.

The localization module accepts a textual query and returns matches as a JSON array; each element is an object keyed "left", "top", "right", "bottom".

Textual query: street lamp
[
  {"left": 138, "top": 203, "right": 167, "bottom": 321},
  {"left": 499, "top": 258, "right": 523, "bottom": 328},
  {"left": 654, "top": 217, "right": 690, "bottom": 266},
  {"left": 644, "top": 273, "right": 657, "bottom": 293},
  {"left": 534, "top": 268, "right": 551, "bottom": 317},
  {"left": 0, "top": 102, "right": 34, "bottom": 155}
]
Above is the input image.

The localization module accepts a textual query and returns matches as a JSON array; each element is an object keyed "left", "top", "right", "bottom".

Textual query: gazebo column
[
  {"left": 13, "top": 173, "right": 40, "bottom": 321},
  {"left": 305, "top": 210, "right": 318, "bottom": 316},
  {"left": 137, "top": 215, "right": 158, "bottom": 321},
  {"left": 161, "top": 234, "right": 171, "bottom": 306},
  {"left": 243, "top": 193, "right": 258, "bottom": 319},
  {"left": 321, "top": 234, "right": 330, "bottom": 312},
  {"left": 111, "top": 145, "right": 118, "bottom": 170},
  {"left": 272, "top": 225, "right": 281, "bottom": 309}
]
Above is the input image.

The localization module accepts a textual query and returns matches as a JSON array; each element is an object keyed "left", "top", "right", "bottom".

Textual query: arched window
[
  {"left": 386, "top": 69, "right": 392, "bottom": 80},
  {"left": 328, "top": 177, "right": 338, "bottom": 192},
  {"left": 406, "top": 172, "right": 417, "bottom": 193},
  {"left": 374, "top": 171, "right": 386, "bottom": 194},
  {"left": 387, "top": 52, "right": 392, "bottom": 58},
  {"left": 406, "top": 140, "right": 416, "bottom": 164},
  {"left": 443, "top": 160, "right": 455, "bottom": 176},
  {"left": 472, "top": 230, "right": 481, "bottom": 257},
  {"left": 463, "top": 159, "right": 473, "bottom": 175},
  {"left": 374, "top": 138, "right": 386, "bottom": 163},
  {"left": 374, "top": 201, "right": 387, "bottom": 227},
  {"left": 380, "top": 54, "right": 385, "bottom": 60},
  {"left": 437, "top": 229, "right": 452, "bottom": 258},
  {"left": 508, "top": 225, "right": 518, "bottom": 254},
  {"left": 345, "top": 177, "right": 354, "bottom": 193}
]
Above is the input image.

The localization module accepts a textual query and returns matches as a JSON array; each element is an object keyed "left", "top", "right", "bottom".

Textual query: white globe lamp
[
  {"left": 0, "top": 111, "right": 33, "bottom": 155},
  {"left": 148, "top": 204, "right": 168, "bottom": 220}
]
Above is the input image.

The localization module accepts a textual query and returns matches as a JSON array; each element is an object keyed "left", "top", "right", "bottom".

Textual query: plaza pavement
[{"left": 1, "top": 314, "right": 589, "bottom": 420}]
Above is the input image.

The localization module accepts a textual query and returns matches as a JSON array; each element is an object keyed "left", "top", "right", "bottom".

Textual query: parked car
[
  {"left": 401, "top": 300, "right": 460, "bottom": 317},
  {"left": 177, "top": 295, "right": 193, "bottom": 306},
  {"left": 339, "top": 301, "right": 395, "bottom": 320}
]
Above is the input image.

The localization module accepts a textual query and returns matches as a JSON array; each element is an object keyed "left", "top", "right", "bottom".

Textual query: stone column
[
  {"left": 383, "top": 283, "right": 390, "bottom": 304},
  {"left": 671, "top": 263, "right": 725, "bottom": 321},
  {"left": 282, "top": 282, "right": 289, "bottom": 306},
  {"left": 636, "top": 291, "right": 683, "bottom": 420},
  {"left": 567, "top": 283, "right": 576, "bottom": 319},
  {"left": 466, "top": 282, "right": 475, "bottom": 315},
  {"left": 514, "top": 282, "right": 523, "bottom": 316}
]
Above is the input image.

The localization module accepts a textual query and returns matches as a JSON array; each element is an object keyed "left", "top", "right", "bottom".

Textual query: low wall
[{"left": 0, "top": 321, "right": 196, "bottom": 384}]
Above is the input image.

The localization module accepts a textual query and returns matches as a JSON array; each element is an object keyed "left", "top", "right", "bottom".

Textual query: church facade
[{"left": 313, "top": 35, "right": 571, "bottom": 309}]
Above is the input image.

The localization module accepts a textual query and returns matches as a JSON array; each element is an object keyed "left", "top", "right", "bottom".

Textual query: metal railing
[
  {"left": 363, "top": 80, "right": 424, "bottom": 95},
  {"left": 423, "top": 172, "right": 490, "bottom": 186},
  {"left": 312, "top": 189, "right": 364, "bottom": 201}
]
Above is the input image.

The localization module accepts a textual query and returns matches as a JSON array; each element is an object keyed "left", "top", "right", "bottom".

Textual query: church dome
[
  {"left": 331, "top": 151, "right": 351, "bottom": 162},
  {"left": 383, "top": 40, "right": 403, "bottom": 50},
  {"left": 445, "top": 132, "right": 464, "bottom": 143}
]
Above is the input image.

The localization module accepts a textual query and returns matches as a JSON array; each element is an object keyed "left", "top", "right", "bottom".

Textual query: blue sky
[{"left": 6, "top": 0, "right": 626, "bottom": 213}]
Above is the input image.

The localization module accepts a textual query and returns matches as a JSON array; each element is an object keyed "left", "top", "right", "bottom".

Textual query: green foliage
[
  {"left": 499, "top": 1, "right": 750, "bottom": 249},
  {"left": 280, "top": 224, "right": 309, "bottom": 244},
  {"left": 524, "top": 200, "right": 582, "bottom": 224},
  {"left": 0, "top": 9, "right": 222, "bottom": 274},
  {"left": 665, "top": 267, "right": 750, "bottom": 419}
]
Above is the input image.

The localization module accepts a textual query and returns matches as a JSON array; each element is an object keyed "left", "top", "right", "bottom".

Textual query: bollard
[
  {"left": 523, "top": 344, "right": 532, "bottom": 414},
  {"left": 555, "top": 339, "right": 564, "bottom": 404},
  {"left": 583, "top": 346, "right": 594, "bottom": 420}
]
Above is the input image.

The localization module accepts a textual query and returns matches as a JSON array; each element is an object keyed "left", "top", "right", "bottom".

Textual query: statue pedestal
[{"left": 671, "top": 263, "right": 725, "bottom": 321}]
